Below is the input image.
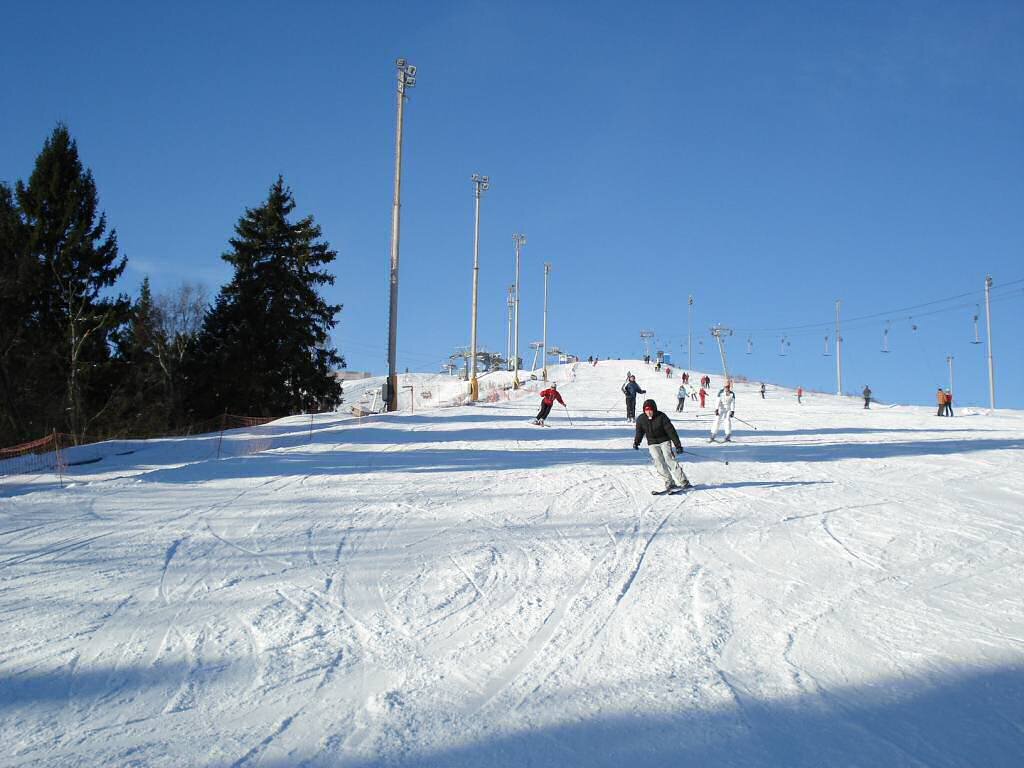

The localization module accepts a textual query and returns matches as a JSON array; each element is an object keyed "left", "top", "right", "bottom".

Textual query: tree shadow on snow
[{"left": 239, "top": 664, "right": 1024, "bottom": 768}]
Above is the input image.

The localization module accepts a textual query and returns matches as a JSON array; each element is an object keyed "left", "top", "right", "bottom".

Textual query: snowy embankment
[{"left": 1, "top": 360, "right": 1023, "bottom": 767}]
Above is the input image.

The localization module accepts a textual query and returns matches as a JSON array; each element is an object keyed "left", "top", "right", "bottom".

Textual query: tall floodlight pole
[
  {"left": 946, "top": 355, "right": 954, "bottom": 404},
  {"left": 984, "top": 274, "right": 995, "bottom": 410},
  {"left": 506, "top": 285, "right": 515, "bottom": 369},
  {"left": 687, "top": 295, "right": 694, "bottom": 370},
  {"left": 386, "top": 59, "right": 417, "bottom": 412},
  {"left": 835, "top": 299, "right": 843, "bottom": 396},
  {"left": 469, "top": 173, "right": 489, "bottom": 401},
  {"left": 542, "top": 262, "right": 551, "bottom": 381},
  {"left": 512, "top": 233, "right": 526, "bottom": 388}
]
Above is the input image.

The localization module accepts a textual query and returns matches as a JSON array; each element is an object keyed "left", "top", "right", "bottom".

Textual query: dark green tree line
[{"left": 1, "top": 126, "right": 346, "bottom": 447}]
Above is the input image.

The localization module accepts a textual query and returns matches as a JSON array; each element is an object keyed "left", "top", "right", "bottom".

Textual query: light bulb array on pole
[
  {"left": 468, "top": 173, "right": 489, "bottom": 402},
  {"left": 542, "top": 262, "right": 551, "bottom": 381},
  {"left": 512, "top": 233, "right": 526, "bottom": 388},
  {"left": 386, "top": 58, "right": 416, "bottom": 412}
]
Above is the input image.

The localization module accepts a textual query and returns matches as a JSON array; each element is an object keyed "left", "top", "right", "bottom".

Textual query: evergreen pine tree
[
  {"left": 188, "top": 178, "right": 343, "bottom": 418},
  {"left": 109, "top": 277, "right": 171, "bottom": 433},
  {"left": 15, "top": 125, "right": 130, "bottom": 440},
  {"left": 0, "top": 182, "right": 35, "bottom": 444}
]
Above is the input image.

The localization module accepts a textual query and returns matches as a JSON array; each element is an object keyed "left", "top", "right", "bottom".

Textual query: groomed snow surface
[{"left": 2, "top": 361, "right": 1023, "bottom": 767}]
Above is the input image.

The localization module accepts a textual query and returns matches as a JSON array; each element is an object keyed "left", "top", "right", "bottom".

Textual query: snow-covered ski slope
[{"left": 2, "top": 361, "right": 1023, "bottom": 767}]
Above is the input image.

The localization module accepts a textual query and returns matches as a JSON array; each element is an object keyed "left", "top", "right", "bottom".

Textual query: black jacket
[
  {"left": 622, "top": 381, "right": 645, "bottom": 399},
  {"left": 633, "top": 410, "right": 682, "bottom": 450}
]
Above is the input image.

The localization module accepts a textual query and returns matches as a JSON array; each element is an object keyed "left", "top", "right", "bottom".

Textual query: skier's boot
[{"left": 724, "top": 436, "right": 731, "bottom": 442}]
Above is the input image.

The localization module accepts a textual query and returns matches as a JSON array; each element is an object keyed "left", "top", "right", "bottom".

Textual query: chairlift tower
[
  {"left": 529, "top": 341, "right": 543, "bottom": 374},
  {"left": 710, "top": 325, "right": 733, "bottom": 381},
  {"left": 640, "top": 330, "right": 654, "bottom": 361}
]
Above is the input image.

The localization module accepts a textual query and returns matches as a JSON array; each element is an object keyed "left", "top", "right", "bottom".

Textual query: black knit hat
[{"left": 642, "top": 399, "right": 657, "bottom": 412}]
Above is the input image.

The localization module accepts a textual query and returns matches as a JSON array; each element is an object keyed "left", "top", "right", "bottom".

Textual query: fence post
[
  {"left": 309, "top": 413, "right": 314, "bottom": 444},
  {"left": 54, "top": 430, "right": 64, "bottom": 489},
  {"left": 216, "top": 411, "right": 227, "bottom": 459}
]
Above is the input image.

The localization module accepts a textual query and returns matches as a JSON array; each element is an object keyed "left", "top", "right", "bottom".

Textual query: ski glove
[
  {"left": 715, "top": 409, "right": 719, "bottom": 416},
  {"left": 729, "top": 411, "right": 734, "bottom": 418}
]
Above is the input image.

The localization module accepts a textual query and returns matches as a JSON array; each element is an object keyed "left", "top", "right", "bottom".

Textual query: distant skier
[
  {"left": 945, "top": 389, "right": 954, "bottom": 417},
  {"left": 622, "top": 375, "right": 645, "bottom": 422},
  {"left": 936, "top": 387, "right": 946, "bottom": 416},
  {"left": 760, "top": 382, "right": 766, "bottom": 399},
  {"left": 676, "top": 383, "right": 688, "bottom": 412},
  {"left": 863, "top": 385, "right": 872, "bottom": 409},
  {"left": 797, "top": 386, "right": 803, "bottom": 404},
  {"left": 709, "top": 382, "right": 736, "bottom": 442},
  {"left": 633, "top": 398, "right": 692, "bottom": 493},
  {"left": 699, "top": 386, "right": 707, "bottom": 408},
  {"left": 665, "top": 366, "right": 672, "bottom": 378},
  {"left": 534, "top": 383, "right": 565, "bottom": 425}
]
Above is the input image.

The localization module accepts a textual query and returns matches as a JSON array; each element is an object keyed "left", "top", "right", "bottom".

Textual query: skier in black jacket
[
  {"left": 633, "top": 399, "right": 692, "bottom": 492},
  {"left": 621, "top": 375, "right": 645, "bottom": 422}
]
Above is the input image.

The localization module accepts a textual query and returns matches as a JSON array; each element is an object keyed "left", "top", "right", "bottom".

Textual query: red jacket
[{"left": 539, "top": 388, "right": 565, "bottom": 406}]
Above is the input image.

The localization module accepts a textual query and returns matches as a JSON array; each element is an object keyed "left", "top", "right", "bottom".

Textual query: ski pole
[
  {"left": 682, "top": 447, "right": 729, "bottom": 466},
  {"left": 562, "top": 405, "right": 574, "bottom": 426},
  {"left": 733, "top": 416, "right": 757, "bottom": 430}
]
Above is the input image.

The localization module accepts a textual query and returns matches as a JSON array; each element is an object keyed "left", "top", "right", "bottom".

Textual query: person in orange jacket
[
  {"left": 936, "top": 387, "right": 947, "bottom": 416},
  {"left": 534, "top": 383, "right": 565, "bottom": 425}
]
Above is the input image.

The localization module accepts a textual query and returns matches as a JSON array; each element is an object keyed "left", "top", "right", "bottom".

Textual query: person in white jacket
[{"left": 709, "top": 382, "right": 736, "bottom": 442}]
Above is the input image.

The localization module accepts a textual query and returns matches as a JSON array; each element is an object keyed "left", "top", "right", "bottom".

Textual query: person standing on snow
[
  {"left": 633, "top": 399, "right": 692, "bottom": 493},
  {"left": 936, "top": 387, "right": 946, "bottom": 416},
  {"left": 797, "top": 386, "right": 803, "bottom": 404},
  {"left": 863, "top": 385, "right": 872, "bottom": 409},
  {"left": 709, "top": 382, "right": 736, "bottom": 442},
  {"left": 676, "top": 382, "right": 689, "bottom": 412},
  {"left": 622, "top": 375, "right": 645, "bottom": 422},
  {"left": 698, "top": 385, "right": 707, "bottom": 408},
  {"left": 945, "top": 389, "right": 954, "bottom": 417},
  {"left": 760, "top": 382, "right": 766, "bottom": 399},
  {"left": 534, "top": 382, "right": 565, "bottom": 425}
]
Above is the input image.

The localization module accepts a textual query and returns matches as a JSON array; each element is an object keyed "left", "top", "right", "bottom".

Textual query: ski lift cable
[{"left": 732, "top": 276, "right": 1024, "bottom": 334}]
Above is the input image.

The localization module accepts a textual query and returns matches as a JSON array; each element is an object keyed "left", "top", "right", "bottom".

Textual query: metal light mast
[
  {"left": 512, "top": 233, "right": 526, "bottom": 388},
  {"left": 835, "top": 299, "right": 843, "bottom": 396},
  {"left": 386, "top": 58, "right": 416, "bottom": 412},
  {"left": 687, "top": 295, "right": 694, "bottom": 370},
  {"left": 542, "top": 262, "right": 551, "bottom": 381},
  {"left": 469, "top": 173, "right": 489, "bottom": 401},
  {"left": 984, "top": 275, "right": 995, "bottom": 411}
]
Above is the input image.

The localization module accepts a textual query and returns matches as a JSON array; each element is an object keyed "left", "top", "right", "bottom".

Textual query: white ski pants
[
  {"left": 648, "top": 442, "right": 689, "bottom": 488},
  {"left": 710, "top": 412, "right": 732, "bottom": 438}
]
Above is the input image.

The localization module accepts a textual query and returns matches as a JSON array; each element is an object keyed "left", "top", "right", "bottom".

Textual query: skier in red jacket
[{"left": 534, "top": 383, "right": 565, "bottom": 425}]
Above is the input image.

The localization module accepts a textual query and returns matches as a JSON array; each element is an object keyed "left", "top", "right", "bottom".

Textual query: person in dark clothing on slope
[
  {"left": 622, "top": 375, "right": 646, "bottom": 422},
  {"left": 633, "top": 399, "right": 692, "bottom": 492},
  {"left": 863, "top": 385, "right": 872, "bottom": 409},
  {"left": 534, "top": 383, "right": 565, "bottom": 425}
]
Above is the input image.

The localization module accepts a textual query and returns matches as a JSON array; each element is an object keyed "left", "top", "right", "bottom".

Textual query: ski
[{"left": 651, "top": 485, "right": 693, "bottom": 496}]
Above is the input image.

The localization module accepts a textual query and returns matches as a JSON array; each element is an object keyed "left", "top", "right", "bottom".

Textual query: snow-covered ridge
[{"left": 1, "top": 360, "right": 1022, "bottom": 766}]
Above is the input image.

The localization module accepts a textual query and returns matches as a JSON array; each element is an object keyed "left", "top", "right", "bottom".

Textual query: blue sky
[{"left": 3, "top": 1, "right": 1022, "bottom": 408}]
